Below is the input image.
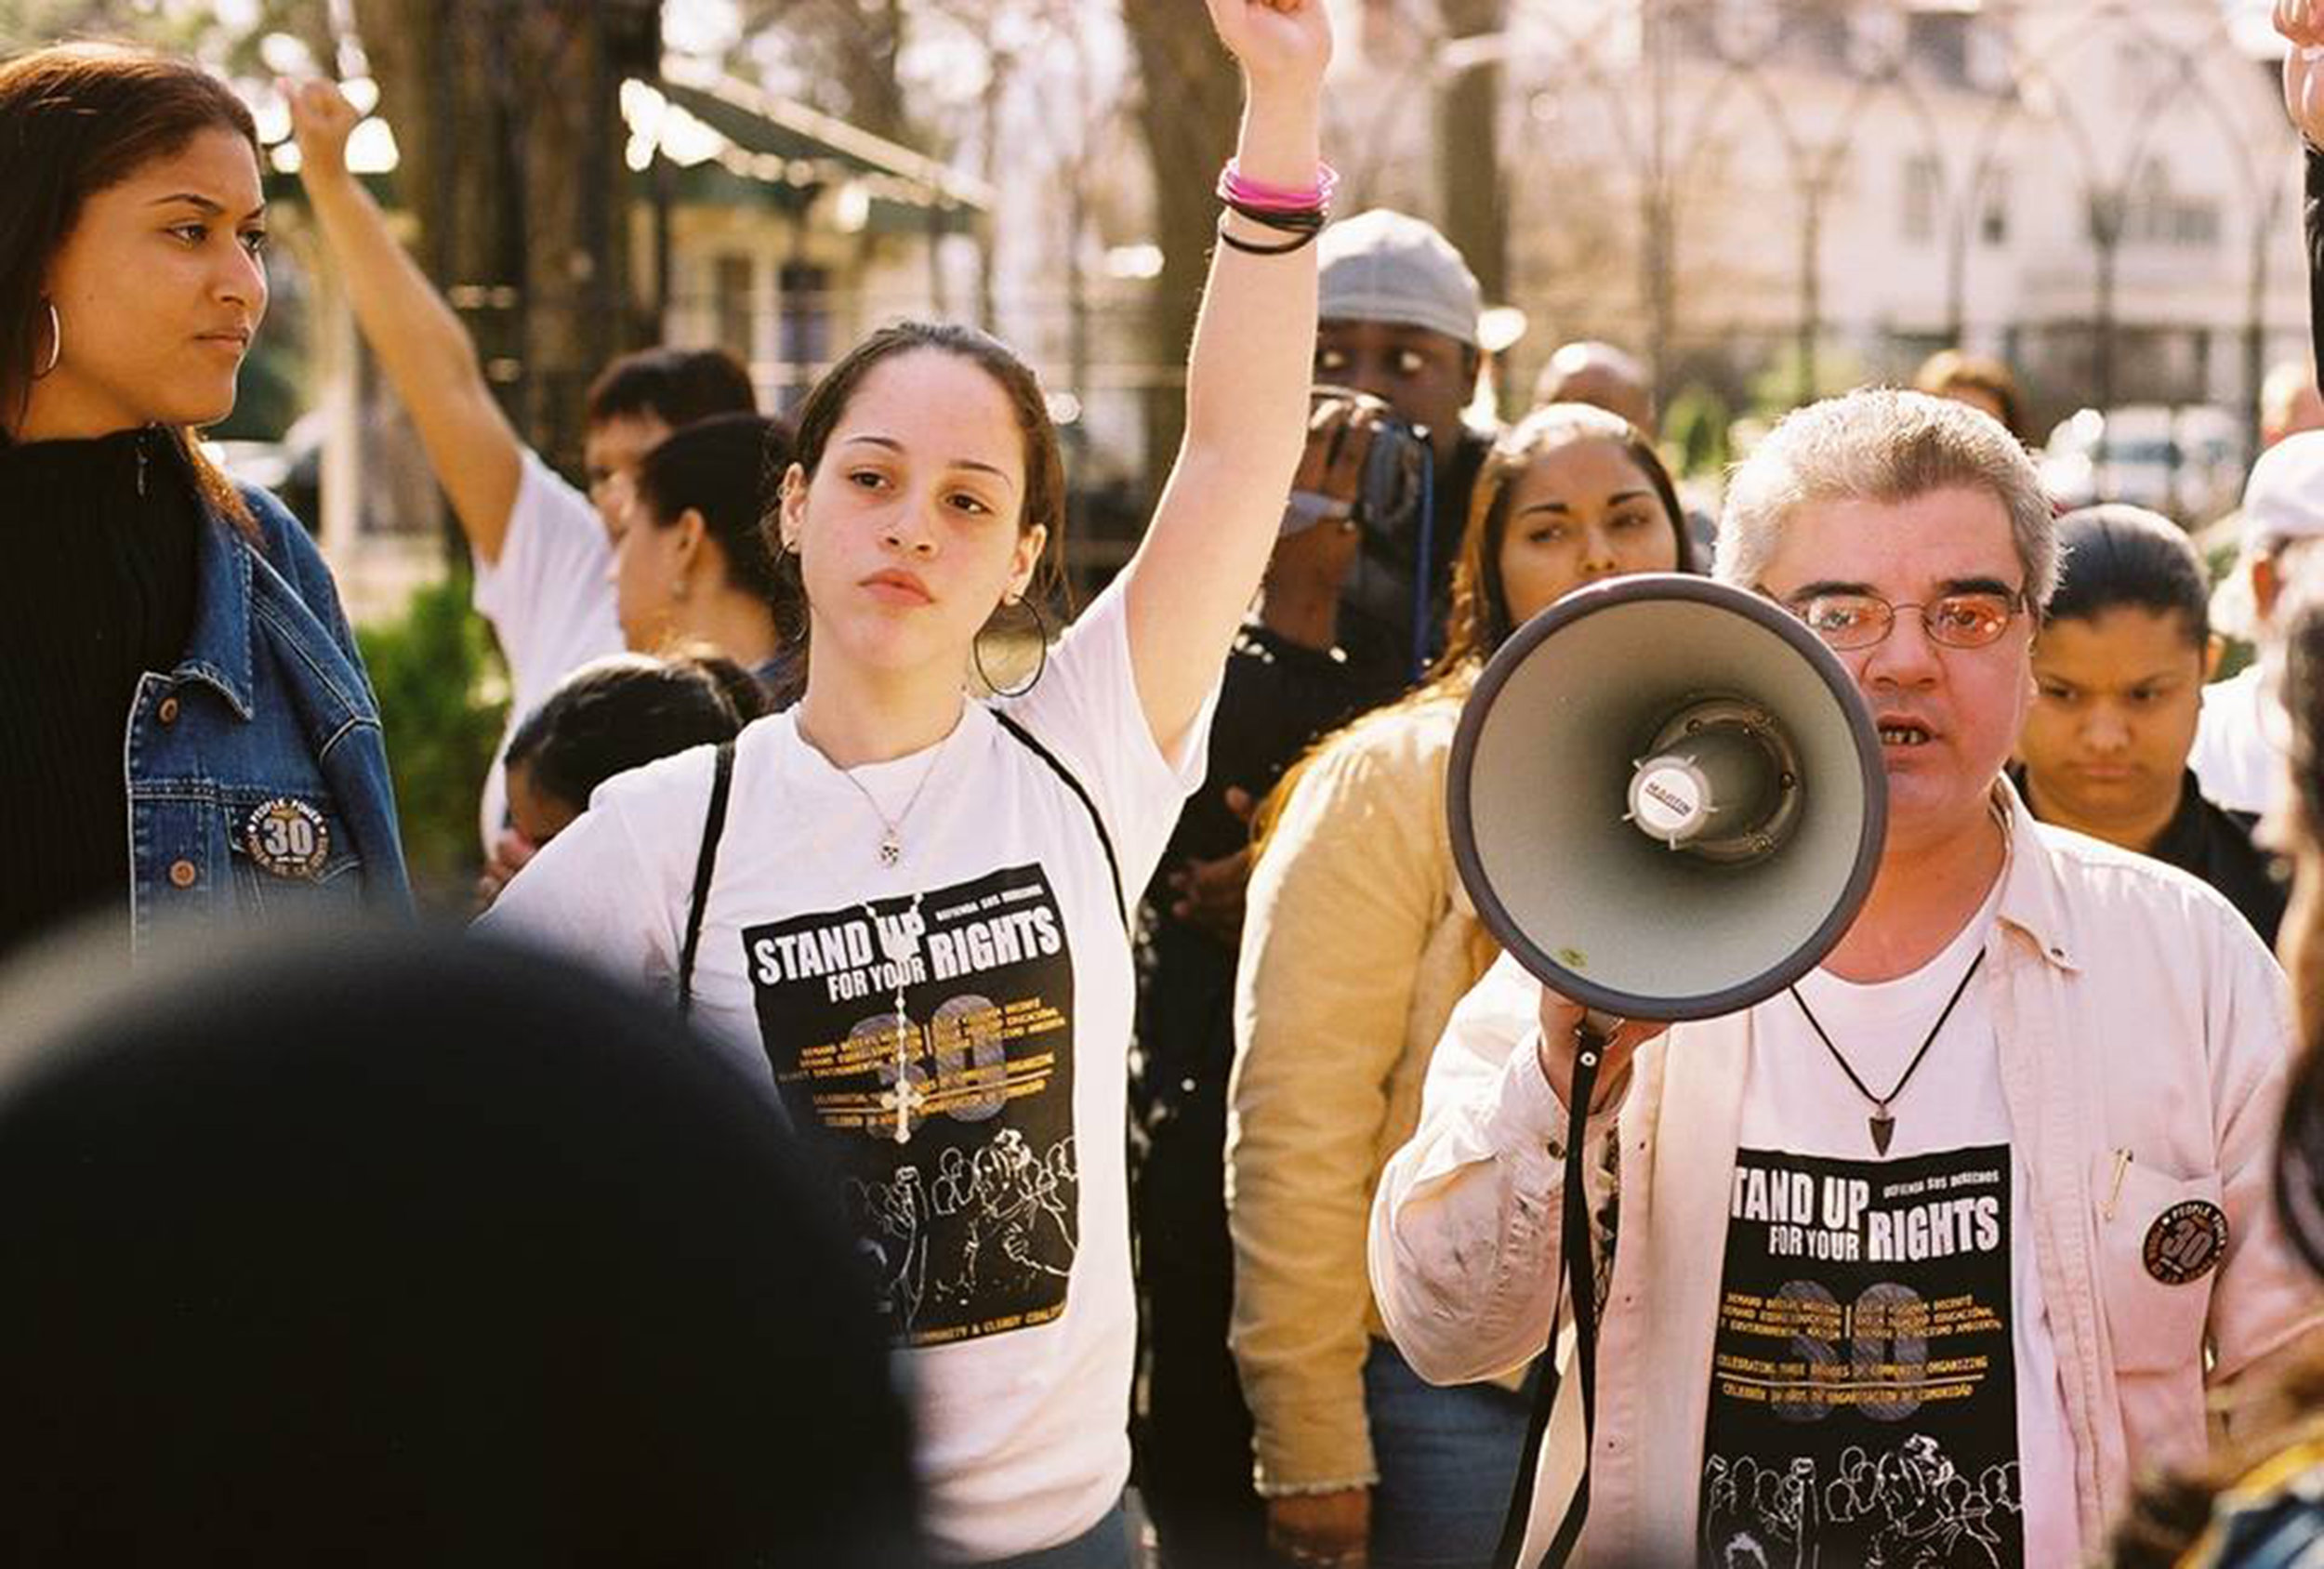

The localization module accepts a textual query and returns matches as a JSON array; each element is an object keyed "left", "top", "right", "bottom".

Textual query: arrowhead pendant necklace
[{"left": 1787, "top": 949, "right": 1985, "bottom": 1156}]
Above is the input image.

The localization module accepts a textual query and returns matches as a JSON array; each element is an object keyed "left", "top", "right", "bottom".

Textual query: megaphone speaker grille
[{"left": 1448, "top": 575, "right": 1887, "bottom": 1022}]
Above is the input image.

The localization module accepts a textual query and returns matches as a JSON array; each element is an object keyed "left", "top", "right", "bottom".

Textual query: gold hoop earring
[
  {"left": 33, "top": 299, "right": 60, "bottom": 381},
  {"left": 973, "top": 597, "right": 1049, "bottom": 700}
]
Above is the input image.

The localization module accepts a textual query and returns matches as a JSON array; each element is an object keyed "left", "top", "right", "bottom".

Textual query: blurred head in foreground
[{"left": 0, "top": 921, "right": 921, "bottom": 1566}]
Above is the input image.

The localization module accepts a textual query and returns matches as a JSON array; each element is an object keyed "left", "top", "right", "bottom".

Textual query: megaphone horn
[{"left": 1447, "top": 574, "right": 1887, "bottom": 1024}]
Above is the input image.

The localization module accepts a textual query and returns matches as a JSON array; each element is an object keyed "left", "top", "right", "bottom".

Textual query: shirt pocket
[
  {"left": 2093, "top": 1153, "right": 2223, "bottom": 1375},
  {"left": 222, "top": 788, "right": 364, "bottom": 916}
]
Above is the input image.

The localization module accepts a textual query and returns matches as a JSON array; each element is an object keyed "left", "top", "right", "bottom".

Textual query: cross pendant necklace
[
  {"left": 867, "top": 890, "right": 930, "bottom": 1143},
  {"left": 1786, "top": 949, "right": 1985, "bottom": 1156}
]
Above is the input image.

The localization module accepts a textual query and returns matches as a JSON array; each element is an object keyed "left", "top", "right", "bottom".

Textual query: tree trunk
[
  {"left": 1121, "top": 0, "right": 1240, "bottom": 502},
  {"left": 508, "top": 0, "right": 654, "bottom": 473},
  {"left": 1436, "top": 0, "right": 1506, "bottom": 303},
  {"left": 738, "top": 0, "right": 912, "bottom": 145},
  {"left": 347, "top": 0, "right": 655, "bottom": 481}
]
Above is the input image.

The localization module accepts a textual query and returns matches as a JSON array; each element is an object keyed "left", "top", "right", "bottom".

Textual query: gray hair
[{"left": 1714, "top": 388, "right": 2058, "bottom": 607}]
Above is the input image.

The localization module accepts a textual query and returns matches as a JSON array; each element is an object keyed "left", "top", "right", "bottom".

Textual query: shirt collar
[
  {"left": 172, "top": 489, "right": 257, "bottom": 720},
  {"left": 1990, "top": 772, "right": 2080, "bottom": 975}
]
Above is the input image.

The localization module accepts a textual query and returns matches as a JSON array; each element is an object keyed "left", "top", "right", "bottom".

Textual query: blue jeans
[
  {"left": 1364, "top": 1338, "right": 1533, "bottom": 1569},
  {"left": 967, "top": 1499, "right": 1130, "bottom": 1569}
]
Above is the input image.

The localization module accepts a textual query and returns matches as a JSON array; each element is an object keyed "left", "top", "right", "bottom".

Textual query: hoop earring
[
  {"left": 973, "top": 596, "right": 1049, "bottom": 700},
  {"left": 32, "top": 299, "right": 60, "bottom": 381}
]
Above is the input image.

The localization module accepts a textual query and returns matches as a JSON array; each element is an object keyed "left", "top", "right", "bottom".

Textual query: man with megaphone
[{"left": 1369, "top": 388, "right": 2324, "bottom": 1569}]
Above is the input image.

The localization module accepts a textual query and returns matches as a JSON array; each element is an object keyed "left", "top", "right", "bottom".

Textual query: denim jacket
[{"left": 126, "top": 481, "right": 409, "bottom": 952}]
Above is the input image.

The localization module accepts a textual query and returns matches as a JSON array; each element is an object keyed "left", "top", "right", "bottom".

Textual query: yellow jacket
[{"left": 1227, "top": 686, "right": 1503, "bottom": 1495}]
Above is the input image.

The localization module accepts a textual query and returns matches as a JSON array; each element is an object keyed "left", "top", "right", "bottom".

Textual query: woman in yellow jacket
[{"left": 1228, "top": 402, "right": 1696, "bottom": 1569}]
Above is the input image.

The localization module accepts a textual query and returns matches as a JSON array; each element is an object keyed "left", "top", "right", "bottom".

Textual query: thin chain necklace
[
  {"left": 1787, "top": 949, "right": 1985, "bottom": 1156},
  {"left": 812, "top": 714, "right": 959, "bottom": 868}
]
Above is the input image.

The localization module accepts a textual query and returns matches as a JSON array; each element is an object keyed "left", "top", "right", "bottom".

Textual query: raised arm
[
  {"left": 287, "top": 79, "right": 526, "bottom": 561},
  {"left": 2284, "top": 1, "right": 2324, "bottom": 142},
  {"left": 1123, "top": 0, "right": 1329, "bottom": 757},
  {"left": 2281, "top": 2, "right": 2324, "bottom": 379}
]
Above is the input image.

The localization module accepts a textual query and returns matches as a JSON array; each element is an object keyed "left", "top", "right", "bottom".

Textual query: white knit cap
[{"left": 1315, "top": 209, "right": 1482, "bottom": 348}]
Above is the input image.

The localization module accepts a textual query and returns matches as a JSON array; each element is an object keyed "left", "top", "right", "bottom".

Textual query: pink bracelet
[{"left": 1217, "top": 158, "right": 1339, "bottom": 213}]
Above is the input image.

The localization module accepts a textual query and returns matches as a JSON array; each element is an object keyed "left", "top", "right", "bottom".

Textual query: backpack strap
[
  {"left": 677, "top": 740, "right": 738, "bottom": 1017},
  {"left": 990, "top": 709, "right": 1128, "bottom": 931}
]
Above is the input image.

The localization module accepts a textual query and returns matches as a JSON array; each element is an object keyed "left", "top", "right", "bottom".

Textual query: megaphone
[
  {"left": 1456, "top": 574, "right": 1889, "bottom": 1568},
  {"left": 1447, "top": 574, "right": 1887, "bottom": 1022}
]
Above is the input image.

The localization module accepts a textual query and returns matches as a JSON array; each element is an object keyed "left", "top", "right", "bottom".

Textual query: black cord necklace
[{"left": 1786, "top": 948, "right": 1987, "bottom": 1156}]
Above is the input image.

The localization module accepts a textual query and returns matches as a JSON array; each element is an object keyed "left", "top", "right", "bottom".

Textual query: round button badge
[
  {"left": 244, "top": 798, "right": 331, "bottom": 881},
  {"left": 2143, "top": 1200, "right": 2230, "bottom": 1286}
]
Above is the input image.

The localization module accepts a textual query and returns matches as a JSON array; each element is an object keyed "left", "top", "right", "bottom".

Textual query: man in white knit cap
[{"left": 2193, "top": 430, "right": 2324, "bottom": 813}]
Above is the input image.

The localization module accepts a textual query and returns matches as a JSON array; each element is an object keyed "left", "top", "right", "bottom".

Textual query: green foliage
[
  {"left": 1749, "top": 341, "right": 1870, "bottom": 423},
  {"left": 1662, "top": 383, "right": 1732, "bottom": 479},
  {"left": 2, "top": 0, "right": 204, "bottom": 53},
  {"left": 355, "top": 573, "right": 506, "bottom": 911},
  {"left": 210, "top": 331, "right": 304, "bottom": 440},
  {"left": 2199, "top": 532, "right": 2258, "bottom": 684},
  {"left": 2, "top": 0, "right": 332, "bottom": 69}
]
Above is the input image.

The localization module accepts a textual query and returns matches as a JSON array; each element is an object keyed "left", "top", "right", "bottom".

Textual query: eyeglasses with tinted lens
[{"left": 1786, "top": 590, "right": 2024, "bottom": 651}]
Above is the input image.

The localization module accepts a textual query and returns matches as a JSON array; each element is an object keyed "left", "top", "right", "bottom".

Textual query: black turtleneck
[{"left": 0, "top": 428, "right": 201, "bottom": 956}]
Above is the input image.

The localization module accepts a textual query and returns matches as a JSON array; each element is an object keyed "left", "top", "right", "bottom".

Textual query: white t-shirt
[
  {"left": 1699, "top": 890, "right": 2080, "bottom": 1569},
  {"left": 469, "top": 451, "right": 625, "bottom": 847},
  {"left": 483, "top": 578, "right": 1210, "bottom": 1562},
  {"left": 2190, "top": 663, "right": 2280, "bottom": 818}
]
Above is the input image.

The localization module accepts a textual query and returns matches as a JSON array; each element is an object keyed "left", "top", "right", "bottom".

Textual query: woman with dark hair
[
  {"left": 476, "top": 411, "right": 797, "bottom": 902},
  {"left": 484, "top": 6, "right": 1331, "bottom": 1564},
  {"left": 2012, "top": 505, "right": 2287, "bottom": 943},
  {"left": 492, "top": 651, "right": 768, "bottom": 873},
  {"left": 0, "top": 42, "right": 405, "bottom": 960},
  {"left": 1226, "top": 402, "right": 1696, "bottom": 1569},
  {"left": 610, "top": 411, "right": 797, "bottom": 676}
]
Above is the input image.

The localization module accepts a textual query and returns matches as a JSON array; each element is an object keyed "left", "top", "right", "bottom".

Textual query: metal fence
[{"left": 1341, "top": 0, "right": 2306, "bottom": 462}]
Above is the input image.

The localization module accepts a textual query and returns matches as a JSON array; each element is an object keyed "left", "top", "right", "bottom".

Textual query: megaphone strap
[
  {"left": 1493, "top": 1022, "right": 1616, "bottom": 1569},
  {"left": 1786, "top": 949, "right": 1987, "bottom": 1157}
]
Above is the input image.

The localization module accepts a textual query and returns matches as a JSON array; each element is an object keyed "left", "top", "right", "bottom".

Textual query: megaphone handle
[
  {"left": 1491, "top": 1014, "right": 1617, "bottom": 1569},
  {"left": 1579, "top": 1009, "right": 1626, "bottom": 1045}
]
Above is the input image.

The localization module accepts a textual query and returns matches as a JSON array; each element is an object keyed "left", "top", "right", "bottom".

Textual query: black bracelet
[
  {"left": 1216, "top": 212, "right": 1319, "bottom": 256},
  {"left": 1222, "top": 195, "right": 1327, "bottom": 234}
]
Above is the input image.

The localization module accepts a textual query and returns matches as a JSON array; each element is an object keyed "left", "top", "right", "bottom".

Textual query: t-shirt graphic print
[
  {"left": 1701, "top": 1144, "right": 2022, "bottom": 1569},
  {"left": 747, "top": 864, "right": 1080, "bottom": 1348}
]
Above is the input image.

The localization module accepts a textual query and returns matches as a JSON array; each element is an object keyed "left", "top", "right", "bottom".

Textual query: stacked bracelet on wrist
[{"left": 1215, "top": 158, "right": 1338, "bottom": 257}]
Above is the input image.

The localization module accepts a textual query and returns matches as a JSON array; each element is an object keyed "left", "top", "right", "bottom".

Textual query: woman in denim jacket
[{"left": 1, "top": 43, "right": 407, "bottom": 959}]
